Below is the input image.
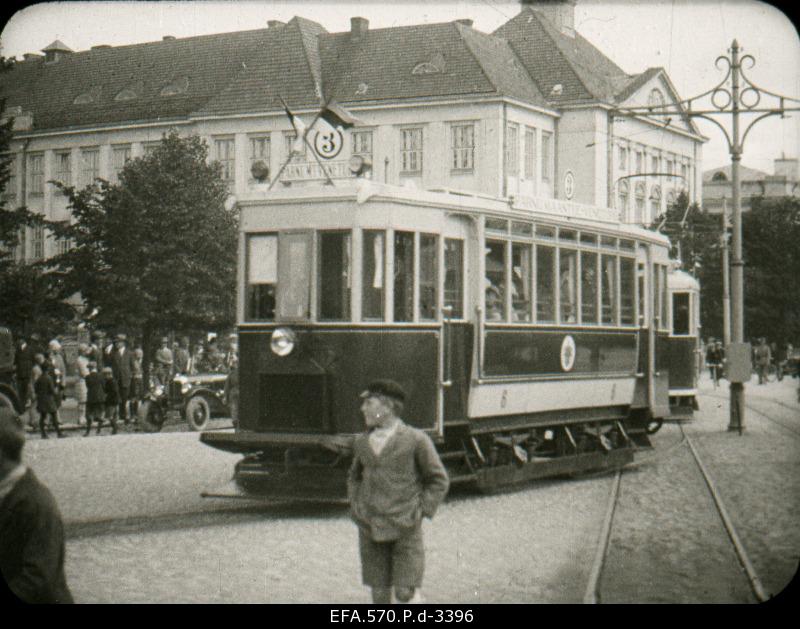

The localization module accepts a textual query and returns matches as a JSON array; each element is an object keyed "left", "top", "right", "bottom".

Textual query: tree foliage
[{"left": 45, "top": 131, "right": 237, "bottom": 348}]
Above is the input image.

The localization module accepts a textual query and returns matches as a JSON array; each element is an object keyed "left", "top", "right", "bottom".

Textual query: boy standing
[
  {"left": 84, "top": 362, "right": 105, "bottom": 437},
  {"left": 101, "top": 367, "right": 119, "bottom": 435},
  {"left": 348, "top": 380, "right": 449, "bottom": 605}
]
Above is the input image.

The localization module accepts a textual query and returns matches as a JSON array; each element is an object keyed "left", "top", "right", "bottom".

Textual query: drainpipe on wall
[
  {"left": 607, "top": 112, "right": 614, "bottom": 209},
  {"left": 502, "top": 102, "right": 507, "bottom": 198}
]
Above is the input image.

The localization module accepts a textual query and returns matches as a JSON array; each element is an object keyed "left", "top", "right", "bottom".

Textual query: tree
[
  {"left": 652, "top": 191, "right": 725, "bottom": 341},
  {"left": 742, "top": 196, "right": 800, "bottom": 345},
  {"left": 46, "top": 130, "right": 237, "bottom": 359}
]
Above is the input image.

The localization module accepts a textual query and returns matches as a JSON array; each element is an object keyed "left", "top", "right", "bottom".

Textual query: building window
[
  {"left": 54, "top": 221, "right": 71, "bottom": 256},
  {"left": 617, "top": 180, "right": 629, "bottom": 215},
  {"left": 618, "top": 146, "right": 628, "bottom": 171},
  {"left": 680, "top": 163, "right": 688, "bottom": 187},
  {"left": 111, "top": 145, "right": 131, "bottom": 183},
  {"left": 524, "top": 127, "right": 536, "bottom": 180},
  {"left": 635, "top": 151, "right": 643, "bottom": 174},
  {"left": 634, "top": 182, "right": 646, "bottom": 224},
  {"left": 142, "top": 142, "right": 160, "bottom": 156},
  {"left": 451, "top": 124, "right": 474, "bottom": 171},
  {"left": 31, "top": 224, "right": 45, "bottom": 260},
  {"left": 649, "top": 185, "right": 662, "bottom": 224},
  {"left": 28, "top": 153, "right": 44, "bottom": 196},
  {"left": 246, "top": 234, "right": 277, "bottom": 321},
  {"left": 648, "top": 88, "right": 666, "bottom": 110},
  {"left": 541, "top": 132, "right": 552, "bottom": 182},
  {"left": 15, "top": 226, "right": 26, "bottom": 261},
  {"left": 80, "top": 148, "right": 100, "bottom": 187},
  {"left": 214, "top": 137, "right": 236, "bottom": 185},
  {"left": 249, "top": 135, "right": 271, "bottom": 181},
  {"left": 400, "top": 128, "right": 423, "bottom": 174},
  {"left": 505, "top": 123, "right": 519, "bottom": 178},
  {"left": 353, "top": 130, "right": 373, "bottom": 160},
  {"left": 5, "top": 154, "right": 17, "bottom": 202},
  {"left": 318, "top": 231, "right": 351, "bottom": 321},
  {"left": 54, "top": 152, "right": 71, "bottom": 188},
  {"left": 651, "top": 155, "right": 659, "bottom": 173},
  {"left": 284, "top": 132, "right": 307, "bottom": 162}
]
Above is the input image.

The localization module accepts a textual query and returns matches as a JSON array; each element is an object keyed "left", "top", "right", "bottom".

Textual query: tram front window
[
  {"left": 485, "top": 239, "right": 506, "bottom": 321},
  {"left": 581, "top": 251, "right": 598, "bottom": 324},
  {"left": 319, "top": 232, "right": 351, "bottom": 321},
  {"left": 362, "top": 231, "right": 385, "bottom": 320},
  {"left": 277, "top": 233, "right": 311, "bottom": 319},
  {"left": 419, "top": 234, "right": 438, "bottom": 321},
  {"left": 560, "top": 249, "right": 577, "bottom": 324},
  {"left": 512, "top": 243, "right": 532, "bottom": 322},
  {"left": 620, "top": 258, "right": 636, "bottom": 325},
  {"left": 444, "top": 239, "right": 464, "bottom": 318},
  {"left": 673, "top": 292, "right": 690, "bottom": 335},
  {"left": 394, "top": 231, "right": 415, "bottom": 322},
  {"left": 246, "top": 234, "right": 277, "bottom": 321},
  {"left": 536, "top": 245, "right": 555, "bottom": 323}
]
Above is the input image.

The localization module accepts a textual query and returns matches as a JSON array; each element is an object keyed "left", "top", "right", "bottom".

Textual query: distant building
[
  {"left": 1, "top": 0, "right": 705, "bottom": 264},
  {"left": 702, "top": 156, "right": 800, "bottom": 214}
]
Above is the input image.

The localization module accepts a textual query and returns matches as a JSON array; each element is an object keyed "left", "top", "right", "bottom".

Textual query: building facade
[
  {"left": 1, "top": 1, "right": 705, "bottom": 263},
  {"left": 702, "top": 156, "right": 800, "bottom": 214}
]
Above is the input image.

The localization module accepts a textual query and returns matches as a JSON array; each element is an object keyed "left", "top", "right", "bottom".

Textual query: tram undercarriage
[{"left": 201, "top": 411, "right": 658, "bottom": 501}]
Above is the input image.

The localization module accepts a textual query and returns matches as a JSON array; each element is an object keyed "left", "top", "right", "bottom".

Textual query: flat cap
[{"left": 360, "top": 379, "right": 407, "bottom": 403}]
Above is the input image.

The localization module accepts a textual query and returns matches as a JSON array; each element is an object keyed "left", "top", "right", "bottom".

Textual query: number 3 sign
[{"left": 314, "top": 128, "right": 344, "bottom": 159}]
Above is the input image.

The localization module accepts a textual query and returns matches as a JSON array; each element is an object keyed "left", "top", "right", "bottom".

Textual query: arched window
[
  {"left": 648, "top": 88, "right": 665, "bottom": 110},
  {"left": 711, "top": 171, "right": 728, "bottom": 182},
  {"left": 649, "top": 185, "right": 662, "bottom": 225},
  {"left": 617, "top": 180, "right": 629, "bottom": 218},
  {"left": 634, "top": 182, "right": 646, "bottom": 224}
]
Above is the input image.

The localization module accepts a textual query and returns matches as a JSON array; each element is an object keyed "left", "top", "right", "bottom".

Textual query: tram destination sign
[
  {"left": 279, "top": 159, "right": 354, "bottom": 183},
  {"left": 513, "top": 195, "right": 619, "bottom": 223}
]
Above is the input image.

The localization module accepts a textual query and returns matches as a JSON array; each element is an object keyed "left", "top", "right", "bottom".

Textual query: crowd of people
[
  {"left": 703, "top": 336, "right": 796, "bottom": 388},
  {"left": 13, "top": 330, "right": 238, "bottom": 438}
]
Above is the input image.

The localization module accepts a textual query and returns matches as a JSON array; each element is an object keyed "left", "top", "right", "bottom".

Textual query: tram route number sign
[
  {"left": 564, "top": 171, "right": 575, "bottom": 200},
  {"left": 314, "top": 128, "right": 344, "bottom": 159}
]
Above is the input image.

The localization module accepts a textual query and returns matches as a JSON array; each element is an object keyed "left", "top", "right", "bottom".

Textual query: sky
[{"left": 2, "top": 0, "right": 799, "bottom": 173}]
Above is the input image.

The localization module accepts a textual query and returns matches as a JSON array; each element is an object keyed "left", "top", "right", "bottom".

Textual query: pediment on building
[{"left": 616, "top": 69, "right": 698, "bottom": 136}]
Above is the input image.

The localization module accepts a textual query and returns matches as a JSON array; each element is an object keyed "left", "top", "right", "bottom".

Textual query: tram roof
[
  {"left": 667, "top": 268, "right": 700, "bottom": 291},
  {"left": 237, "top": 181, "right": 672, "bottom": 247}
]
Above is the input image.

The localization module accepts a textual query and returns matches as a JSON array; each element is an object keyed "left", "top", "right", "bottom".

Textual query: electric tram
[
  {"left": 665, "top": 266, "right": 701, "bottom": 420},
  {"left": 201, "top": 181, "right": 676, "bottom": 499}
]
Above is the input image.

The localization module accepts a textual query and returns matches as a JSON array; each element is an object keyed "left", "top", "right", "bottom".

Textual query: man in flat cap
[
  {"left": 348, "top": 379, "right": 449, "bottom": 605},
  {"left": 0, "top": 408, "right": 73, "bottom": 603}
]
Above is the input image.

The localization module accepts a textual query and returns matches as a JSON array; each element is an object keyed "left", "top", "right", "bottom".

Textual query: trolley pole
[{"left": 613, "top": 39, "right": 800, "bottom": 435}]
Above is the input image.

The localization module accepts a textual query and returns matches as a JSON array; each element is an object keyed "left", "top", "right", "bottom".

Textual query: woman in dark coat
[{"left": 34, "top": 363, "right": 63, "bottom": 439}]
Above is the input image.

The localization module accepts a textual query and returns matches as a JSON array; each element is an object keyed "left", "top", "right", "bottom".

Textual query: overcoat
[{"left": 33, "top": 372, "right": 58, "bottom": 414}]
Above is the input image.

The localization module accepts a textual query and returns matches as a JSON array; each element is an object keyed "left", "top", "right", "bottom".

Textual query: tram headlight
[{"left": 270, "top": 327, "right": 297, "bottom": 357}]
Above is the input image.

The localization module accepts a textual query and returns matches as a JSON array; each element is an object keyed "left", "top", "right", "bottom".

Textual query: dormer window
[
  {"left": 160, "top": 76, "right": 189, "bottom": 97},
  {"left": 115, "top": 88, "right": 138, "bottom": 101},
  {"left": 412, "top": 52, "right": 445, "bottom": 75},
  {"left": 73, "top": 86, "right": 101, "bottom": 105}
]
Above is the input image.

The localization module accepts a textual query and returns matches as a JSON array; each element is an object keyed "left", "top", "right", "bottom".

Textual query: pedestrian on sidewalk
[
  {"left": 0, "top": 407, "right": 73, "bottom": 603},
  {"left": 101, "top": 367, "right": 119, "bottom": 435},
  {"left": 34, "top": 362, "right": 63, "bottom": 439},
  {"left": 84, "top": 362, "right": 105, "bottom": 437},
  {"left": 130, "top": 347, "right": 144, "bottom": 420},
  {"left": 111, "top": 334, "right": 134, "bottom": 425},
  {"left": 74, "top": 343, "right": 91, "bottom": 426},
  {"left": 348, "top": 379, "right": 449, "bottom": 605},
  {"left": 754, "top": 338, "right": 772, "bottom": 385}
]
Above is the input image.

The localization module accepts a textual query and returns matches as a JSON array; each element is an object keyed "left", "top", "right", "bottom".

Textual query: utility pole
[
  {"left": 721, "top": 197, "right": 731, "bottom": 347},
  {"left": 613, "top": 39, "right": 800, "bottom": 434}
]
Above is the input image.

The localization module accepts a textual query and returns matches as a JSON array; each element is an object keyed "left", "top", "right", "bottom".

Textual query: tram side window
[
  {"left": 601, "top": 254, "right": 618, "bottom": 325},
  {"left": 672, "top": 292, "right": 690, "bottom": 335},
  {"left": 318, "top": 232, "right": 351, "bottom": 321},
  {"left": 246, "top": 234, "right": 277, "bottom": 321},
  {"left": 485, "top": 240, "right": 506, "bottom": 321},
  {"left": 560, "top": 249, "right": 578, "bottom": 324},
  {"left": 637, "top": 262, "right": 647, "bottom": 327},
  {"left": 536, "top": 245, "right": 555, "bottom": 323},
  {"left": 580, "top": 251, "right": 598, "bottom": 324},
  {"left": 512, "top": 243, "right": 532, "bottom": 322},
  {"left": 658, "top": 265, "right": 669, "bottom": 330},
  {"left": 394, "top": 231, "right": 415, "bottom": 322},
  {"left": 620, "top": 258, "right": 636, "bottom": 325},
  {"left": 444, "top": 239, "right": 464, "bottom": 319},
  {"left": 362, "top": 231, "right": 385, "bottom": 320},
  {"left": 419, "top": 234, "right": 438, "bottom": 321}
]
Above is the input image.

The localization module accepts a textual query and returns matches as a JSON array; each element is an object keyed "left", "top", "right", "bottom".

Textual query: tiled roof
[
  {"left": 494, "top": 7, "right": 631, "bottom": 105},
  {"left": 615, "top": 67, "right": 662, "bottom": 103},
  {"left": 318, "top": 21, "right": 547, "bottom": 109}
]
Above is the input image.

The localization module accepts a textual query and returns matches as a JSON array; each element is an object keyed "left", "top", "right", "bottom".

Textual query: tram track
[
  {"left": 584, "top": 422, "right": 771, "bottom": 603},
  {"left": 702, "top": 390, "right": 800, "bottom": 439}
]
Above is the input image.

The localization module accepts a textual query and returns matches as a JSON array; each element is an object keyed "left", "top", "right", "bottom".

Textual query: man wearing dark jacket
[
  {"left": 348, "top": 380, "right": 449, "bottom": 604},
  {"left": 0, "top": 407, "right": 73, "bottom": 603},
  {"left": 111, "top": 334, "right": 134, "bottom": 424}
]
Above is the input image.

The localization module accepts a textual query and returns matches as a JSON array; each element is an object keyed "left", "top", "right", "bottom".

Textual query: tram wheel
[
  {"left": 645, "top": 417, "right": 664, "bottom": 435},
  {"left": 185, "top": 395, "right": 210, "bottom": 432}
]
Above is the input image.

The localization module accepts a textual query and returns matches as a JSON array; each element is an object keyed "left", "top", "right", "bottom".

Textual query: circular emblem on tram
[
  {"left": 564, "top": 171, "right": 575, "bottom": 200},
  {"left": 560, "top": 335, "right": 576, "bottom": 372},
  {"left": 314, "top": 128, "right": 344, "bottom": 159}
]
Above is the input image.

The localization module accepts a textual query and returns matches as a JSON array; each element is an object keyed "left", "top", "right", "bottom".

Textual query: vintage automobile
[{"left": 137, "top": 371, "right": 230, "bottom": 432}]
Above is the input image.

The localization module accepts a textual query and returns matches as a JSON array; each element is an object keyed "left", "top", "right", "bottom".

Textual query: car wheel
[
  {"left": 138, "top": 400, "right": 165, "bottom": 432},
  {"left": 185, "top": 395, "right": 211, "bottom": 432},
  {"left": 0, "top": 391, "right": 18, "bottom": 414}
]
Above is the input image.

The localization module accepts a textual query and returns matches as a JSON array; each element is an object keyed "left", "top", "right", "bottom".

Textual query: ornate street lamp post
[{"left": 614, "top": 40, "right": 800, "bottom": 433}]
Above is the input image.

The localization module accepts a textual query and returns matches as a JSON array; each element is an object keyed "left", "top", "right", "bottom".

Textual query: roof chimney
[
  {"left": 91, "top": 44, "right": 111, "bottom": 50},
  {"left": 267, "top": 20, "right": 285, "bottom": 29},
  {"left": 351, "top": 17, "right": 369, "bottom": 40},
  {"left": 455, "top": 19, "right": 473, "bottom": 27},
  {"left": 522, "top": 0, "right": 577, "bottom": 38},
  {"left": 42, "top": 39, "right": 73, "bottom": 63},
  {"left": 22, "top": 53, "right": 42, "bottom": 61},
  {"left": 162, "top": 35, "right": 175, "bottom": 41}
]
